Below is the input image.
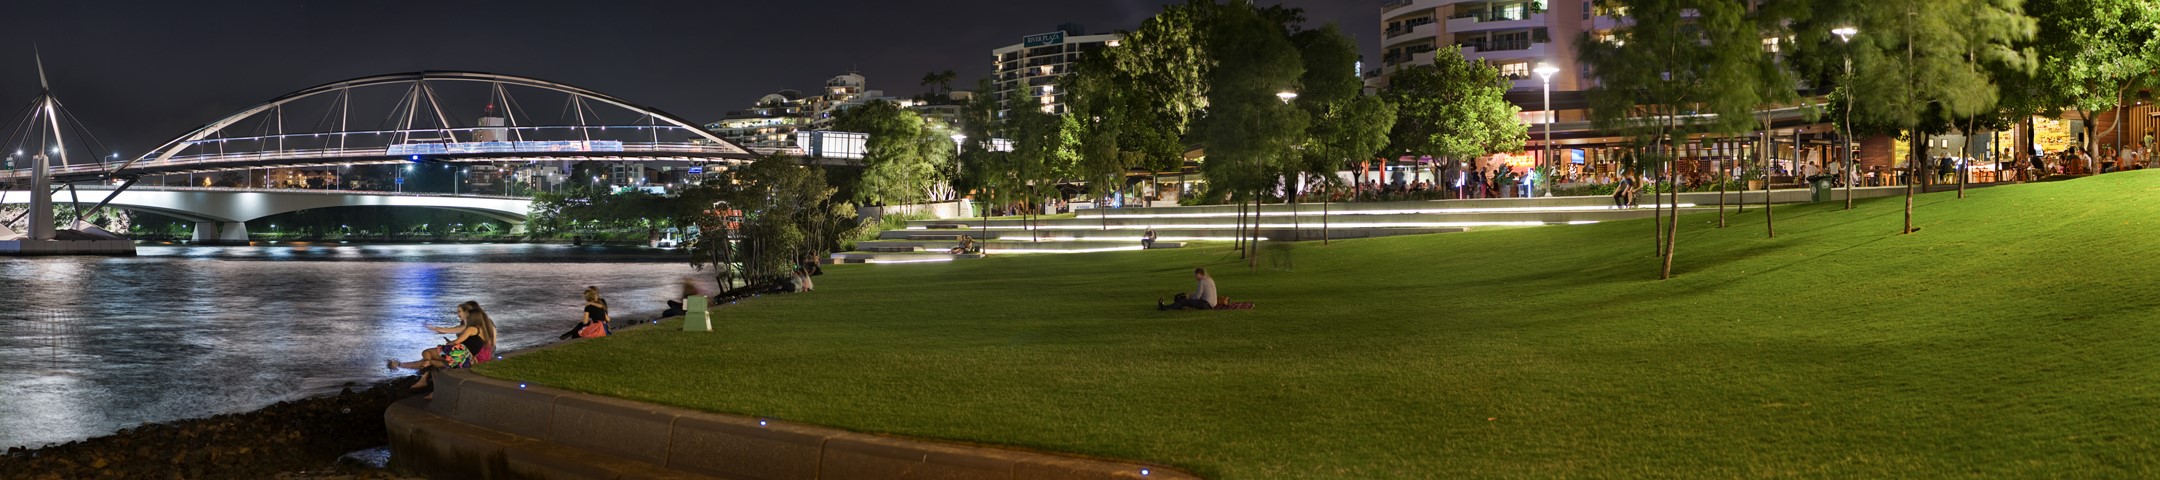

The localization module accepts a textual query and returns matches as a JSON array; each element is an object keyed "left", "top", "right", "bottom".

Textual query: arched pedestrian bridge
[
  {"left": 1, "top": 186, "right": 530, "bottom": 243},
  {"left": 2, "top": 70, "right": 761, "bottom": 184}
]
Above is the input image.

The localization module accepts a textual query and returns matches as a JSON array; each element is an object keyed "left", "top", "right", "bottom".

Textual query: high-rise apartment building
[
  {"left": 991, "top": 23, "right": 1122, "bottom": 119},
  {"left": 1374, "top": 0, "right": 1604, "bottom": 92}
]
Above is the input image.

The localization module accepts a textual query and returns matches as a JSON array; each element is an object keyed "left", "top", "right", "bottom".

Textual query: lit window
[{"left": 1500, "top": 62, "right": 1532, "bottom": 80}]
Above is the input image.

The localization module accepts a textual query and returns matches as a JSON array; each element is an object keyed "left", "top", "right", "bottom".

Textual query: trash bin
[{"left": 1809, "top": 176, "right": 1834, "bottom": 203}]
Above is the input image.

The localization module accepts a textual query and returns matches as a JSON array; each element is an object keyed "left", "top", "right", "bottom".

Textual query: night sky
[{"left": 3, "top": 1, "right": 1379, "bottom": 156}]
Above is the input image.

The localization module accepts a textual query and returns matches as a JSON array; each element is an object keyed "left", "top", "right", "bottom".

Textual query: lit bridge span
[
  {"left": 2, "top": 71, "right": 760, "bottom": 184},
  {"left": 0, "top": 186, "right": 531, "bottom": 243}
]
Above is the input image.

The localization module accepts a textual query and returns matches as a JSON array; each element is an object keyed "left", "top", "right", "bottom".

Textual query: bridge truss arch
[{"left": 32, "top": 71, "right": 760, "bottom": 183}]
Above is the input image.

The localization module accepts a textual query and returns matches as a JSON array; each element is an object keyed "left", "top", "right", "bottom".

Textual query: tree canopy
[
  {"left": 832, "top": 100, "right": 955, "bottom": 206},
  {"left": 1380, "top": 47, "right": 1525, "bottom": 162}
]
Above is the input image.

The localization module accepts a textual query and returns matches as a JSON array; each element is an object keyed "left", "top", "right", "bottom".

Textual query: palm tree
[{"left": 920, "top": 70, "right": 958, "bottom": 95}]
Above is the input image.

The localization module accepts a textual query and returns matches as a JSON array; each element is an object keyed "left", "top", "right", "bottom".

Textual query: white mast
[{"left": 28, "top": 48, "right": 58, "bottom": 241}]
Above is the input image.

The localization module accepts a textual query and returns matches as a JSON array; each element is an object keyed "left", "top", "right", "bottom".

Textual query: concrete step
[
  {"left": 924, "top": 187, "right": 1908, "bottom": 228},
  {"left": 855, "top": 239, "right": 1187, "bottom": 254},
  {"left": 908, "top": 208, "right": 1694, "bottom": 232},
  {"left": 829, "top": 252, "right": 985, "bottom": 264},
  {"left": 883, "top": 226, "right": 1469, "bottom": 242}
]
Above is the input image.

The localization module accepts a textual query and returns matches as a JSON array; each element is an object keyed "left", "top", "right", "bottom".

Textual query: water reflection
[{"left": 0, "top": 243, "right": 697, "bottom": 449}]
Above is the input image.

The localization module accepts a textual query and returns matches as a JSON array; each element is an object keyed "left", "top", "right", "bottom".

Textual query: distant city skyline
[{"left": 1, "top": 0, "right": 1376, "bottom": 154}]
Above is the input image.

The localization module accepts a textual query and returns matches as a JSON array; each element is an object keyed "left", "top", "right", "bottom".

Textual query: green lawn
[{"left": 480, "top": 171, "right": 2160, "bottom": 479}]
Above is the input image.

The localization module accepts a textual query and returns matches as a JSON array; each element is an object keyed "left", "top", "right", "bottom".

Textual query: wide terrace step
[{"left": 855, "top": 239, "right": 1187, "bottom": 254}]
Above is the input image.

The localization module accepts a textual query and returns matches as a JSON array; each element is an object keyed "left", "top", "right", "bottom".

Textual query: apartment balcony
[
  {"left": 1446, "top": 12, "right": 1545, "bottom": 34},
  {"left": 1460, "top": 41, "right": 1549, "bottom": 62},
  {"left": 1384, "top": 50, "right": 1439, "bottom": 75},
  {"left": 1383, "top": 0, "right": 1449, "bottom": 19},
  {"left": 1384, "top": 21, "right": 1439, "bottom": 47}
]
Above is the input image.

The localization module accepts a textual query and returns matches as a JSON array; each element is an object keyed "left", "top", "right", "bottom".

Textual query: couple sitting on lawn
[{"left": 1157, "top": 267, "right": 1254, "bottom": 310}]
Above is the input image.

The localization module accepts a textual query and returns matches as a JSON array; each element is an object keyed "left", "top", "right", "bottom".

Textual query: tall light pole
[
  {"left": 1534, "top": 63, "right": 1561, "bottom": 197},
  {"left": 1274, "top": 90, "right": 1298, "bottom": 247},
  {"left": 1833, "top": 26, "right": 1858, "bottom": 209}
]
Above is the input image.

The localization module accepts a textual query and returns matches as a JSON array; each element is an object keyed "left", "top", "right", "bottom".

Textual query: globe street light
[
  {"left": 1276, "top": 91, "right": 1299, "bottom": 104},
  {"left": 1534, "top": 63, "right": 1561, "bottom": 197},
  {"left": 1833, "top": 26, "right": 1858, "bottom": 209}
]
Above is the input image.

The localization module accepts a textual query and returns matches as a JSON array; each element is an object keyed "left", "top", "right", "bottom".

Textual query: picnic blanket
[{"left": 1214, "top": 302, "right": 1256, "bottom": 310}]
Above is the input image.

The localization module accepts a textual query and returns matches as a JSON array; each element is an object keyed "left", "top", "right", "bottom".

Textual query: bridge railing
[
  {"left": 69, "top": 185, "right": 534, "bottom": 200},
  {"left": 0, "top": 142, "right": 748, "bottom": 180}
]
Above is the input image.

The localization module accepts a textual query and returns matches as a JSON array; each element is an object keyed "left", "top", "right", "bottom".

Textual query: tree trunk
[
  {"left": 1654, "top": 156, "right": 1666, "bottom": 257},
  {"left": 1764, "top": 125, "right": 1775, "bottom": 238},
  {"left": 1904, "top": 131, "right": 1919, "bottom": 235},
  {"left": 1717, "top": 138, "right": 1728, "bottom": 228},
  {"left": 1845, "top": 122, "right": 1856, "bottom": 210},
  {"left": 1252, "top": 195, "right": 1261, "bottom": 270},
  {"left": 1235, "top": 198, "right": 1246, "bottom": 254},
  {"left": 1288, "top": 175, "right": 1300, "bottom": 242},
  {"left": 1662, "top": 141, "right": 1680, "bottom": 280},
  {"left": 1960, "top": 116, "right": 1975, "bottom": 199},
  {"left": 1322, "top": 181, "right": 1331, "bottom": 245}
]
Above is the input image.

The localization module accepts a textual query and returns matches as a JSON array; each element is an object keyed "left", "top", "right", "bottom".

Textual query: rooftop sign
[{"left": 1023, "top": 31, "right": 1066, "bottom": 48}]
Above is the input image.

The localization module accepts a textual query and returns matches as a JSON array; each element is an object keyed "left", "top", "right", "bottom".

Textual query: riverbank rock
[{"left": 1, "top": 378, "right": 424, "bottom": 479}]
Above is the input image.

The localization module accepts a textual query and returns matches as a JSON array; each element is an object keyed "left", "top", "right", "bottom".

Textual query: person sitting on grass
[
  {"left": 388, "top": 301, "right": 498, "bottom": 397},
  {"left": 1158, "top": 268, "right": 1219, "bottom": 310},
  {"left": 951, "top": 234, "right": 977, "bottom": 255},
  {"left": 1142, "top": 229, "right": 1158, "bottom": 249},
  {"left": 558, "top": 287, "right": 609, "bottom": 339}
]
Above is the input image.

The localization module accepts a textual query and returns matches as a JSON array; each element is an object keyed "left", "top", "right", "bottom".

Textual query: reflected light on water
[{"left": 0, "top": 243, "right": 696, "bottom": 449}]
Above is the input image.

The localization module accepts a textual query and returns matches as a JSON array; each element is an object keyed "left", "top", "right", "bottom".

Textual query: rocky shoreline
[{"left": 1, "top": 378, "right": 424, "bottom": 479}]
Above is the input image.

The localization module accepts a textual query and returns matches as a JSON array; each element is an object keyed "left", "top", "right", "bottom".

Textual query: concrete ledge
[
  {"left": 390, "top": 370, "right": 1201, "bottom": 479},
  {"left": 666, "top": 414, "right": 827, "bottom": 480},
  {"left": 820, "top": 432, "right": 1023, "bottom": 480},
  {"left": 549, "top": 394, "right": 678, "bottom": 466}
]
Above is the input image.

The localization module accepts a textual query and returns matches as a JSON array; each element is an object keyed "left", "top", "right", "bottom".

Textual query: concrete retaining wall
[{"left": 388, "top": 370, "right": 1192, "bottom": 480}]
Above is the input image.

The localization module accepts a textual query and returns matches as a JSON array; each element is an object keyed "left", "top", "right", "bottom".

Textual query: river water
[{"left": 0, "top": 243, "right": 700, "bottom": 449}]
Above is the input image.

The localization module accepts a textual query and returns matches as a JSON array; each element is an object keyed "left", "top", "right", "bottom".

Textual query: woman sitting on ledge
[{"left": 388, "top": 301, "right": 499, "bottom": 394}]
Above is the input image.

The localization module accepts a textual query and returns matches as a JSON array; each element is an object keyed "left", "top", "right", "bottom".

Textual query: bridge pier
[{"left": 192, "top": 221, "right": 250, "bottom": 245}]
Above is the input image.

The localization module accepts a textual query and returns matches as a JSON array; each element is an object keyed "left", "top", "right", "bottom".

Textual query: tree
[
  {"left": 1100, "top": 1, "right": 1219, "bottom": 180},
  {"left": 1006, "top": 103, "right": 1081, "bottom": 240},
  {"left": 1198, "top": 2, "right": 1307, "bottom": 265},
  {"left": 1809, "top": 0, "right": 2032, "bottom": 234},
  {"left": 952, "top": 79, "right": 1015, "bottom": 234},
  {"left": 1292, "top": 24, "right": 1396, "bottom": 243},
  {"left": 832, "top": 100, "right": 953, "bottom": 207},
  {"left": 1380, "top": 47, "right": 1527, "bottom": 175},
  {"left": 1580, "top": 0, "right": 1790, "bottom": 279},
  {"left": 920, "top": 70, "right": 958, "bottom": 95},
  {"left": 689, "top": 159, "right": 852, "bottom": 286},
  {"left": 2026, "top": 0, "right": 2158, "bottom": 163}
]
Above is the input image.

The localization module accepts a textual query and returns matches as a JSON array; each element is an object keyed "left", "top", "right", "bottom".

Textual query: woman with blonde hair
[
  {"left": 388, "top": 301, "right": 499, "bottom": 391},
  {"left": 559, "top": 287, "right": 610, "bottom": 339}
]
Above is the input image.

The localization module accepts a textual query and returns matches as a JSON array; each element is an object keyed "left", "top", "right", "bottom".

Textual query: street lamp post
[
  {"left": 1534, "top": 63, "right": 1561, "bottom": 197},
  {"left": 1273, "top": 90, "right": 1299, "bottom": 247},
  {"left": 1833, "top": 26, "right": 1858, "bottom": 209}
]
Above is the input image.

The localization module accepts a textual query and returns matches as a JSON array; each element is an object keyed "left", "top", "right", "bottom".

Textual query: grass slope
[{"left": 480, "top": 172, "right": 2160, "bottom": 479}]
